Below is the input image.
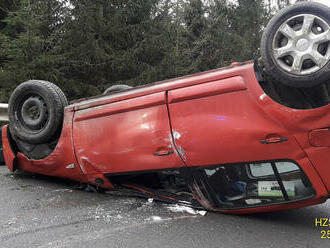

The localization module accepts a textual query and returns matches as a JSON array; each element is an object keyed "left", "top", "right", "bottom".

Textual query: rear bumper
[{"left": 1, "top": 121, "right": 114, "bottom": 190}]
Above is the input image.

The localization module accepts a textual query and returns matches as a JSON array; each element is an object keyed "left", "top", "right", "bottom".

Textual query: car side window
[{"left": 190, "top": 160, "right": 315, "bottom": 210}]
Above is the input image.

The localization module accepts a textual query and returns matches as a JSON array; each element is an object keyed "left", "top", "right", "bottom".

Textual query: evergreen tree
[
  {"left": 0, "top": 0, "right": 299, "bottom": 102},
  {"left": 201, "top": 0, "right": 234, "bottom": 68},
  {"left": 0, "top": 0, "right": 70, "bottom": 101},
  {"left": 181, "top": 0, "right": 209, "bottom": 73},
  {"left": 227, "top": 0, "right": 269, "bottom": 61}
]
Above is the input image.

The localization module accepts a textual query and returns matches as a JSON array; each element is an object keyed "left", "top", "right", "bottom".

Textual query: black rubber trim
[{"left": 271, "top": 162, "right": 289, "bottom": 201}]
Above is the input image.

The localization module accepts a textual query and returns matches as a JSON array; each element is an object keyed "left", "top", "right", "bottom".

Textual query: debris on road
[{"left": 167, "top": 204, "right": 207, "bottom": 216}]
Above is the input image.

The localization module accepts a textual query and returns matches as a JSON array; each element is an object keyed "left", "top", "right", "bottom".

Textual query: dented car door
[
  {"left": 167, "top": 76, "right": 306, "bottom": 165},
  {"left": 167, "top": 75, "right": 325, "bottom": 210},
  {"left": 73, "top": 92, "right": 185, "bottom": 176}
]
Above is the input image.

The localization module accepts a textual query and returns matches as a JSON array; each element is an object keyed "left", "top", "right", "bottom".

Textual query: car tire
[
  {"left": 52, "top": 83, "right": 68, "bottom": 107},
  {"left": 260, "top": 2, "right": 330, "bottom": 88},
  {"left": 103, "top": 84, "right": 133, "bottom": 95},
  {"left": 8, "top": 80, "right": 67, "bottom": 144}
]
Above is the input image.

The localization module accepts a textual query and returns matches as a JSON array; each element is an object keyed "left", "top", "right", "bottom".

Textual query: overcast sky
[{"left": 313, "top": 0, "right": 330, "bottom": 6}]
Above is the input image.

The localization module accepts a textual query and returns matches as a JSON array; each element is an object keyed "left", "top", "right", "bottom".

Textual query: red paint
[
  {"left": 168, "top": 76, "right": 246, "bottom": 103},
  {"left": 73, "top": 92, "right": 185, "bottom": 174},
  {"left": 2, "top": 61, "right": 330, "bottom": 213},
  {"left": 2, "top": 109, "right": 89, "bottom": 184},
  {"left": 74, "top": 92, "right": 166, "bottom": 122},
  {"left": 309, "top": 128, "right": 330, "bottom": 147}
]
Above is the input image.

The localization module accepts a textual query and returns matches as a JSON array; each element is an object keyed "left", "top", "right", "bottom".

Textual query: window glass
[
  {"left": 192, "top": 161, "right": 315, "bottom": 209},
  {"left": 276, "top": 161, "right": 299, "bottom": 174},
  {"left": 249, "top": 162, "right": 299, "bottom": 177},
  {"left": 249, "top": 163, "right": 273, "bottom": 177}
]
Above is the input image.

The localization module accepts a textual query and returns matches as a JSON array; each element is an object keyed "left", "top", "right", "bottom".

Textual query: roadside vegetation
[{"left": 0, "top": 0, "right": 303, "bottom": 101}]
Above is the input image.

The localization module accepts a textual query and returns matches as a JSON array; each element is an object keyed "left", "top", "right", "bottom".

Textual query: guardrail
[{"left": 0, "top": 103, "right": 8, "bottom": 122}]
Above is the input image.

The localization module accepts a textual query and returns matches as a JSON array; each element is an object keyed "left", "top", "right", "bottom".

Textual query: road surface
[{"left": 0, "top": 166, "right": 328, "bottom": 248}]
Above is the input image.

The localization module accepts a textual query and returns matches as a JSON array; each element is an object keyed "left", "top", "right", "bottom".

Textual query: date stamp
[{"left": 315, "top": 218, "right": 330, "bottom": 239}]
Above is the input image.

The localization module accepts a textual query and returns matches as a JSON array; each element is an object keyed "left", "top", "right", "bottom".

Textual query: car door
[
  {"left": 166, "top": 74, "right": 326, "bottom": 210},
  {"left": 166, "top": 75, "right": 308, "bottom": 167},
  {"left": 73, "top": 92, "right": 185, "bottom": 175}
]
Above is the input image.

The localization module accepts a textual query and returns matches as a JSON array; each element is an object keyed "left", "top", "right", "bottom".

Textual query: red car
[{"left": 2, "top": 2, "right": 330, "bottom": 213}]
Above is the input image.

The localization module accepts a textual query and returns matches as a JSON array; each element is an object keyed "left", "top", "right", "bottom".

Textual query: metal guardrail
[{"left": 0, "top": 103, "right": 8, "bottom": 122}]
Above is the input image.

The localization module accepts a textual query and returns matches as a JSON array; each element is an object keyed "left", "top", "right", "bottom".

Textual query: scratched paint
[
  {"left": 169, "top": 131, "right": 187, "bottom": 162},
  {"left": 173, "top": 130, "right": 181, "bottom": 140},
  {"left": 259, "top": 93, "right": 267, "bottom": 100},
  {"left": 177, "top": 146, "right": 187, "bottom": 161}
]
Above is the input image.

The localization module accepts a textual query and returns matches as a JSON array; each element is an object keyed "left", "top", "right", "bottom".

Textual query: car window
[
  {"left": 249, "top": 162, "right": 299, "bottom": 178},
  {"left": 191, "top": 160, "right": 315, "bottom": 210}
]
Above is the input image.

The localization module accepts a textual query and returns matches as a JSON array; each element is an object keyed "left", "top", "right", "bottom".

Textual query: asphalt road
[{"left": 0, "top": 166, "right": 329, "bottom": 248}]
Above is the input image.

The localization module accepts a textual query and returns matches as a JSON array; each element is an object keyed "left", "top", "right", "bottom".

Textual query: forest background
[{"left": 0, "top": 0, "right": 308, "bottom": 101}]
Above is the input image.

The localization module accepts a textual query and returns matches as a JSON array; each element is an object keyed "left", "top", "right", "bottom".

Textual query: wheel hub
[
  {"left": 28, "top": 105, "right": 40, "bottom": 119},
  {"left": 273, "top": 14, "right": 330, "bottom": 76},
  {"left": 296, "top": 38, "right": 310, "bottom": 51},
  {"left": 20, "top": 95, "right": 48, "bottom": 130}
]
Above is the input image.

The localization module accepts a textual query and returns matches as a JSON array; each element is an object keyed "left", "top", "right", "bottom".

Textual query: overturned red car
[{"left": 2, "top": 2, "right": 330, "bottom": 213}]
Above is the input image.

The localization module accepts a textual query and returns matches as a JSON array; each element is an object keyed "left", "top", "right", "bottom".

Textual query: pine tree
[
  {"left": 0, "top": 0, "right": 71, "bottom": 101},
  {"left": 0, "top": 0, "right": 300, "bottom": 102},
  {"left": 62, "top": 0, "right": 181, "bottom": 93},
  {"left": 180, "top": 0, "right": 208, "bottom": 73},
  {"left": 200, "top": 0, "right": 233, "bottom": 68},
  {"left": 227, "top": 0, "right": 269, "bottom": 62}
]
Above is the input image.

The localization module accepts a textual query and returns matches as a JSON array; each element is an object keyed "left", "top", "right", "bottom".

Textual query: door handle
[
  {"left": 261, "top": 137, "right": 288, "bottom": 144},
  {"left": 153, "top": 149, "right": 174, "bottom": 156}
]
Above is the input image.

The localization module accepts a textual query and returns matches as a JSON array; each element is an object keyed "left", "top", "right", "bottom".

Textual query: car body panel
[
  {"left": 167, "top": 76, "right": 247, "bottom": 103},
  {"left": 2, "top": 109, "right": 90, "bottom": 184},
  {"left": 73, "top": 92, "right": 185, "bottom": 174},
  {"left": 309, "top": 128, "right": 330, "bottom": 147},
  {"left": 2, "top": 61, "right": 330, "bottom": 213},
  {"left": 247, "top": 75, "right": 330, "bottom": 192},
  {"left": 168, "top": 81, "right": 304, "bottom": 166}
]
